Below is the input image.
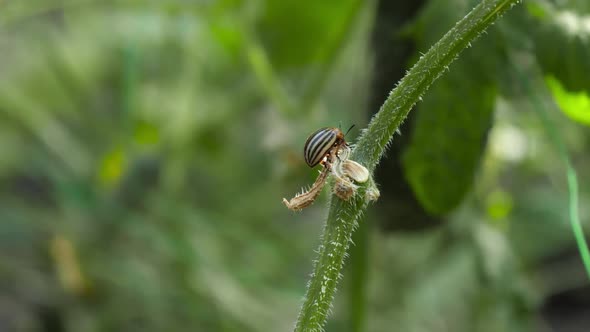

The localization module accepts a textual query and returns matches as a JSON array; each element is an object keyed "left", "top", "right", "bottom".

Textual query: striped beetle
[
  {"left": 283, "top": 125, "right": 359, "bottom": 211},
  {"left": 303, "top": 125, "right": 354, "bottom": 167}
]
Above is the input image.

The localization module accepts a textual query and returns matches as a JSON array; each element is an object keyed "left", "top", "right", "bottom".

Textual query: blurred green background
[{"left": 0, "top": 0, "right": 589, "bottom": 331}]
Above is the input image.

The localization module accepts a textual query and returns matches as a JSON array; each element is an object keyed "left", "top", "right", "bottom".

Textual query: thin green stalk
[
  {"left": 566, "top": 164, "right": 590, "bottom": 279},
  {"left": 245, "top": 0, "right": 365, "bottom": 116},
  {"left": 349, "top": 219, "right": 368, "bottom": 332},
  {"left": 245, "top": 36, "right": 296, "bottom": 115},
  {"left": 509, "top": 58, "right": 590, "bottom": 279},
  {"left": 300, "top": 0, "right": 366, "bottom": 112},
  {"left": 294, "top": 1, "right": 521, "bottom": 331}
]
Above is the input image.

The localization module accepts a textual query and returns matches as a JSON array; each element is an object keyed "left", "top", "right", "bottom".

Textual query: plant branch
[{"left": 294, "top": 0, "right": 521, "bottom": 331}]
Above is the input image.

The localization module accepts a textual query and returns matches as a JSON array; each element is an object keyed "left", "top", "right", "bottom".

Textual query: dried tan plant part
[
  {"left": 366, "top": 186, "right": 380, "bottom": 202},
  {"left": 341, "top": 160, "right": 369, "bottom": 183},
  {"left": 283, "top": 166, "right": 330, "bottom": 211},
  {"left": 333, "top": 177, "right": 357, "bottom": 200},
  {"left": 331, "top": 158, "right": 370, "bottom": 201}
]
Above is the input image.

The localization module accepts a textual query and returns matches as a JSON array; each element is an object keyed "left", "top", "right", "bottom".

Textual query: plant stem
[
  {"left": 349, "top": 218, "right": 369, "bottom": 332},
  {"left": 294, "top": 1, "right": 521, "bottom": 331}
]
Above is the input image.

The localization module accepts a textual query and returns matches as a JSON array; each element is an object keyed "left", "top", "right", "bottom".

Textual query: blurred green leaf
[
  {"left": 0, "top": 2, "right": 370, "bottom": 331},
  {"left": 485, "top": 189, "right": 514, "bottom": 221},
  {"left": 403, "top": 70, "right": 496, "bottom": 215},
  {"left": 256, "top": 0, "right": 359, "bottom": 69},
  {"left": 402, "top": 0, "right": 501, "bottom": 215},
  {"left": 0, "top": 1, "right": 589, "bottom": 331},
  {"left": 545, "top": 75, "right": 590, "bottom": 126},
  {"left": 99, "top": 146, "right": 126, "bottom": 187}
]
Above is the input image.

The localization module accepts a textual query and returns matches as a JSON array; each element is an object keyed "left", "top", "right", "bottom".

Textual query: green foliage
[
  {"left": 0, "top": 1, "right": 589, "bottom": 332},
  {"left": 295, "top": 0, "right": 522, "bottom": 330},
  {"left": 0, "top": 2, "right": 367, "bottom": 331},
  {"left": 400, "top": 0, "right": 590, "bottom": 217},
  {"left": 365, "top": 221, "right": 535, "bottom": 332},
  {"left": 257, "top": 0, "right": 359, "bottom": 69},
  {"left": 545, "top": 75, "right": 590, "bottom": 126},
  {"left": 510, "top": 58, "right": 590, "bottom": 279},
  {"left": 401, "top": 0, "right": 507, "bottom": 215},
  {"left": 402, "top": 61, "right": 497, "bottom": 215}
]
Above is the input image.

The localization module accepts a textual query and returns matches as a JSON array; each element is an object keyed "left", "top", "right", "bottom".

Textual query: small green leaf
[{"left": 545, "top": 75, "right": 590, "bottom": 126}]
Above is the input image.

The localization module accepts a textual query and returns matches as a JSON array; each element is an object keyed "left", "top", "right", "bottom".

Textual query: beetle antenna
[{"left": 344, "top": 124, "right": 355, "bottom": 137}]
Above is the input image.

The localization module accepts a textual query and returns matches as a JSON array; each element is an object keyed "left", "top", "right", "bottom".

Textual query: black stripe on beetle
[{"left": 303, "top": 127, "right": 347, "bottom": 167}]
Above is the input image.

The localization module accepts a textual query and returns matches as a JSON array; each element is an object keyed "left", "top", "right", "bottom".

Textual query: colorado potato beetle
[{"left": 303, "top": 126, "right": 353, "bottom": 167}]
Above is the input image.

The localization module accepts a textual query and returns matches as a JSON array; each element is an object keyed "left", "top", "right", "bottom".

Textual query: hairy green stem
[{"left": 294, "top": 0, "right": 521, "bottom": 331}]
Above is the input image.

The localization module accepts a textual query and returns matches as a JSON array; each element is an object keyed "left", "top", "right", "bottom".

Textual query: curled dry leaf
[
  {"left": 331, "top": 158, "right": 370, "bottom": 201},
  {"left": 340, "top": 159, "right": 369, "bottom": 183}
]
